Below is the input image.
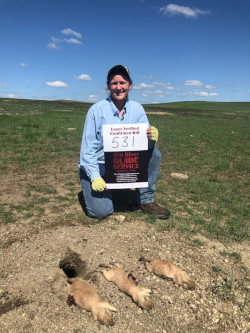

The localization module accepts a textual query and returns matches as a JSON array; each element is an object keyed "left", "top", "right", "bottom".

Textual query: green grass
[
  {"left": 219, "top": 250, "right": 242, "bottom": 262},
  {"left": 144, "top": 101, "right": 250, "bottom": 113},
  {"left": 192, "top": 238, "right": 206, "bottom": 246},
  {"left": 0, "top": 98, "right": 249, "bottom": 242},
  {"left": 146, "top": 102, "right": 250, "bottom": 241},
  {"left": 211, "top": 268, "right": 245, "bottom": 302},
  {"left": 0, "top": 205, "right": 17, "bottom": 224},
  {"left": 212, "top": 266, "right": 222, "bottom": 272},
  {"left": 0, "top": 99, "right": 90, "bottom": 169}
]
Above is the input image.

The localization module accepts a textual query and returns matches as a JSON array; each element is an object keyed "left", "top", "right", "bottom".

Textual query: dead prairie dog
[
  {"left": 66, "top": 278, "right": 117, "bottom": 326},
  {"left": 101, "top": 264, "right": 153, "bottom": 310},
  {"left": 140, "top": 257, "right": 195, "bottom": 290}
]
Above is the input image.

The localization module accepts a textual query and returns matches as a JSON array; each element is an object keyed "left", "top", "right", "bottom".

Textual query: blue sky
[{"left": 1, "top": 0, "right": 249, "bottom": 104}]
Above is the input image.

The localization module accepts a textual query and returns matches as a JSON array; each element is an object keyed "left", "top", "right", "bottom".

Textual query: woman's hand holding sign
[
  {"left": 147, "top": 126, "right": 159, "bottom": 142},
  {"left": 92, "top": 177, "right": 107, "bottom": 192}
]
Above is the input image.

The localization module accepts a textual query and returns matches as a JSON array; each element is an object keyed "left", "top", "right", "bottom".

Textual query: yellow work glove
[
  {"left": 91, "top": 177, "right": 107, "bottom": 192},
  {"left": 150, "top": 126, "right": 159, "bottom": 141}
]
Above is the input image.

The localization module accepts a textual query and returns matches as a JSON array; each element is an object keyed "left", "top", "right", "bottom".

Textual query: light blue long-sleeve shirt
[{"left": 79, "top": 97, "right": 153, "bottom": 182}]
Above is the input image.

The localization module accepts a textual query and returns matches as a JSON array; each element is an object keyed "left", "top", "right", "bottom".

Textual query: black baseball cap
[{"left": 107, "top": 65, "right": 132, "bottom": 83}]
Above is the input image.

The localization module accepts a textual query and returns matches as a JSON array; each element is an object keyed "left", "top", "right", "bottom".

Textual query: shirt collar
[{"left": 108, "top": 96, "right": 128, "bottom": 115}]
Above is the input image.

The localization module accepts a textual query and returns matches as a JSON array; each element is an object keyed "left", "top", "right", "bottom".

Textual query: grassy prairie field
[
  {"left": 0, "top": 98, "right": 249, "bottom": 241},
  {"left": 0, "top": 98, "right": 249, "bottom": 333}
]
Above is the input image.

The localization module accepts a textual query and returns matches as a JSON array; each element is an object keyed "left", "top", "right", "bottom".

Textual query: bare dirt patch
[
  {"left": 146, "top": 111, "right": 173, "bottom": 116},
  {"left": 0, "top": 165, "right": 249, "bottom": 332}
]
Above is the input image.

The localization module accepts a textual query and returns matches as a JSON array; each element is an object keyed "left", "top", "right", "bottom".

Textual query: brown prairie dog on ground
[
  {"left": 66, "top": 278, "right": 117, "bottom": 326},
  {"left": 101, "top": 264, "right": 153, "bottom": 310},
  {"left": 140, "top": 257, "right": 195, "bottom": 290}
]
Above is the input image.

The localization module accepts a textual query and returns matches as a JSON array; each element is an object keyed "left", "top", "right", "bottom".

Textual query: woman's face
[{"left": 108, "top": 75, "right": 132, "bottom": 103}]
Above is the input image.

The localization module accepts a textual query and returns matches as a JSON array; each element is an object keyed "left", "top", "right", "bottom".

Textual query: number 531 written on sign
[{"left": 103, "top": 123, "right": 148, "bottom": 152}]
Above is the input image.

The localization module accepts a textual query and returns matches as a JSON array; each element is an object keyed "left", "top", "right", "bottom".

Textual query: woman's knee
[{"left": 86, "top": 198, "right": 114, "bottom": 219}]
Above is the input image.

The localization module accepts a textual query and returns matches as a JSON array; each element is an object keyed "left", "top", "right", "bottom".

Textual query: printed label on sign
[{"left": 103, "top": 123, "right": 148, "bottom": 152}]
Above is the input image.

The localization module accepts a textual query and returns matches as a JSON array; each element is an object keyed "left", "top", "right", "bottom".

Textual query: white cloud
[
  {"left": 0, "top": 84, "right": 8, "bottom": 88},
  {"left": 182, "top": 90, "right": 218, "bottom": 97},
  {"left": 48, "top": 29, "right": 82, "bottom": 50},
  {"left": 64, "top": 38, "right": 82, "bottom": 45},
  {"left": 205, "top": 84, "right": 217, "bottom": 89},
  {"left": 74, "top": 74, "right": 91, "bottom": 81},
  {"left": 153, "top": 81, "right": 175, "bottom": 90},
  {"left": 46, "top": 81, "right": 68, "bottom": 88},
  {"left": 152, "top": 81, "right": 166, "bottom": 87},
  {"left": 195, "top": 91, "right": 209, "bottom": 97},
  {"left": 181, "top": 91, "right": 193, "bottom": 96},
  {"left": 48, "top": 42, "right": 60, "bottom": 50},
  {"left": 248, "top": 91, "right": 250, "bottom": 93},
  {"left": 50, "top": 36, "right": 82, "bottom": 45},
  {"left": 51, "top": 37, "right": 63, "bottom": 43},
  {"left": 88, "top": 94, "right": 99, "bottom": 102},
  {"left": 133, "top": 83, "right": 155, "bottom": 89},
  {"left": 160, "top": 4, "right": 210, "bottom": 18},
  {"left": 133, "top": 81, "right": 174, "bottom": 98},
  {"left": 61, "top": 28, "right": 82, "bottom": 39},
  {"left": 7, "top": 94, "right": 15, "bottom": 98},
  {"left": 20, "top": 63, "right": 28, "bottom": 67},
  {"left": 139, "top": 89, "right": 170, "bottom": 96},
  {"left": 184, "top": 80, "right": 203, "bottom": 86},
  {"left": 194, "top": 91, "right": 218, "bottom": 97}
]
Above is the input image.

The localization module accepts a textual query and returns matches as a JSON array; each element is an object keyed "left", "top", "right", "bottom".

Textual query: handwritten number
[
  {"left": 112, "top": 137, "right": 119, "bottom": 148},
  {"left": 111, "top": 136, "right": 135, "bottom": 148},
  {"left": 121, "top": 136, "right": 128, "bottom": 147}
]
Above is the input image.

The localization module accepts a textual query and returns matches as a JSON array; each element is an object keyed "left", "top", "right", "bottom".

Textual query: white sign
[
  {"left": 103, "top": 123, "right": 148, "bottom": 189},
  {"left": 103, "top": 123, "right": 148, "bottom": 152}
]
